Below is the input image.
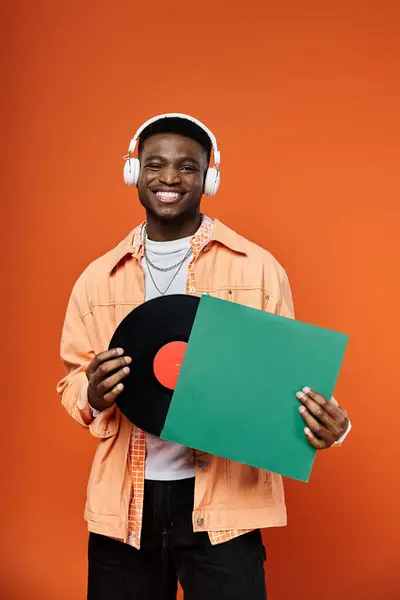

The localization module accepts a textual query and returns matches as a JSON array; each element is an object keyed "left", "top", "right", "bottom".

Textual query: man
[{"left": 57, "top": 114, "right": 351, "bottom": 600}]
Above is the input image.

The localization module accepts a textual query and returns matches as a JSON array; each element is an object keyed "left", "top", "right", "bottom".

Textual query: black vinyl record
[{"left": 109, "top": 294, "right": 200, "bottom": 436}]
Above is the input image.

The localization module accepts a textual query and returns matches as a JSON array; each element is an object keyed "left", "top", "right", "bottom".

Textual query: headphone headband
[
  {"left": 123, "top": 113, "right": 221, "bottom": 196},
  {"left": 127, "top": 112, "right": 220, "bottom": 167}
]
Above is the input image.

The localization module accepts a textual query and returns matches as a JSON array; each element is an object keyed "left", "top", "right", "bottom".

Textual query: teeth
[{"left": 155, "top": 191, "right": 182, "bottom": 199}]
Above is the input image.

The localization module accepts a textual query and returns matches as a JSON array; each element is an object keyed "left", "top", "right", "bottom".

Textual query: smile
[{"left": 152, "top": 191, "right": 185, "bottom": 203}]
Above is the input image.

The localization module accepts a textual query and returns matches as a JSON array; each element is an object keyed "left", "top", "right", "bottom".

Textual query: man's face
[{"left": 137, "top": 133, "right": 207, "bottom": 221}]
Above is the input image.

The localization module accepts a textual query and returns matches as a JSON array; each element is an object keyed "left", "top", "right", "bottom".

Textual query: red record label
[{"left": 153, "top": 341, "right": 188, "bottom": 390}]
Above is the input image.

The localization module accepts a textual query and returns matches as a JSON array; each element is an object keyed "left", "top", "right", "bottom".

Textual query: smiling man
[{"left": 57, "top": 114, "right": 351, "bottom": 600}]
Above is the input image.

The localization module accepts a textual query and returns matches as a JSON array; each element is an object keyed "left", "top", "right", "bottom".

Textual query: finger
[
  {"left": 299, "top": 387, "right": 345, "bottom": 423},
  {"left": 90, "top": 356, "right": 132, "bottom": 387},
  {"left": 296, "top": 392, "right": 342, "bottom": 435},
  {"left": 303, "top": 388, "right": 349, "bottom": 434},
  {"left": 97, "top": 366, "right": 131, "bottom": 395},
  {"left": 304, "top": 427, "right": 329, "bottom": 450},
  {"left": 298, "top": 406, "right": 337, "bottom": 445},
  {"left": 86, "top": 348, "right": 125, "bottom": 376},
  {"left": 103, "top": 382, "right": 125, "bottom": 404}
]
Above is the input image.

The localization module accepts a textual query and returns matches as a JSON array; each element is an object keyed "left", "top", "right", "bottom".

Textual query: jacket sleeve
[{"left": 56, "top": 276, "right": 116, "bottom": 437}]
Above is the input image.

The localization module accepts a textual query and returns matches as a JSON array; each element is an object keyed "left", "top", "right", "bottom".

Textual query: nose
[{"left": 158, "top": 166, "right": 182, "bottom": 185}]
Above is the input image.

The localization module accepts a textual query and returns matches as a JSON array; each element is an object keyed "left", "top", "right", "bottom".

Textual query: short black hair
[{"left": 138, "top": 117, "right": 212, "bottom": 166}]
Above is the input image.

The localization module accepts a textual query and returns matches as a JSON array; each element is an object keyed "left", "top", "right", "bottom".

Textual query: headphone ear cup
[
  {"left": 204, "top": 167, "right": 220, "bottom": 196},
  {"left": 124, "top": 158, "right": 140, "bottom": 186}
]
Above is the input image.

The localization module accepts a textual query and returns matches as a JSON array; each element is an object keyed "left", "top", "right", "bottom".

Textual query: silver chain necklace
[
  {"left": 145, "top": 255, "right": 189, "bottom": 296},
  {"left": 142, "top": 225, "right": 193, "bottom": 272},
  {"left": 142, "top": 219, "right": 201, "bottom": 296}
]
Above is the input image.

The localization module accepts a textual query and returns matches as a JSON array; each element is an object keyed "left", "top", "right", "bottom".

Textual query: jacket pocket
[
  {"left": 200, "top": 287, "right": 279, "bottom": 313},
  {"left": 262, "top": 292, "right": 279, "bottom": 313}
]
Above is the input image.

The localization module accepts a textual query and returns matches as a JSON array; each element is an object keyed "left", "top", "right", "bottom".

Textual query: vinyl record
[{"left": 108, "top": 294, "right": 200, "bottom": 436}]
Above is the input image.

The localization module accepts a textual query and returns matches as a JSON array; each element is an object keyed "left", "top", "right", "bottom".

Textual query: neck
[{"left": 145, "top": 211, "right": 202, "bottom": 242}]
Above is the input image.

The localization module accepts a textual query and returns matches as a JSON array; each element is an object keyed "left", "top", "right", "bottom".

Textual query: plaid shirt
[{"left": 126, "top": 216, "right": 252, "bottom": 549}]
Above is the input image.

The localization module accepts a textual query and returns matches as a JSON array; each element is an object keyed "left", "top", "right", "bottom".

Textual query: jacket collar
[
  {"left": 107, "top": 216, "right": 247, "bottom": 274},
  {"left": 211, "top": 219, "right": 247, "bottom": 255}
]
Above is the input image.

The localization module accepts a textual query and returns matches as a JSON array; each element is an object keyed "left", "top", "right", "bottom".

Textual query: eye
[
  {"left": 181, "top": 165, "right": 198, "bottom": 173},
  {"left": 146, "top": 163, "right": 162, "bottom": 171}
]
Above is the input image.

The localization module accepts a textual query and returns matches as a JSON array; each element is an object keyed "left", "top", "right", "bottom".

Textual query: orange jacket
[{"left": 57, "top": 219, "right": 294, "bottom": 542}]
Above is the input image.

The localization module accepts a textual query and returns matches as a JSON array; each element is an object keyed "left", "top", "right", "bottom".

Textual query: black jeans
[{"left": 88, "top": 477, "right": 267, "bottom": 600}]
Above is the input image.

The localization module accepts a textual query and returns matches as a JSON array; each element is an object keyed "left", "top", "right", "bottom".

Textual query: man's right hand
[{"left": 86, "top": 348, "right": 132, "bottom": 412}]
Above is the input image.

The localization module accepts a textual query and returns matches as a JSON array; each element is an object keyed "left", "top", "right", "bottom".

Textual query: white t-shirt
[{"left": 142, "top": 235, "right": 195, "bottom": 481}]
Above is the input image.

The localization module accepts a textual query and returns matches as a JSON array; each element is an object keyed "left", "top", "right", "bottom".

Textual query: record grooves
[{"left": 108, "top": 294, "right": 200, "bottom": 436}]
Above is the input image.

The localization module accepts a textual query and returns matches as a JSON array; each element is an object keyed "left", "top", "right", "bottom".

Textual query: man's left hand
[{"left": 296, "top": 387, "right": 349, "bottom": 450}]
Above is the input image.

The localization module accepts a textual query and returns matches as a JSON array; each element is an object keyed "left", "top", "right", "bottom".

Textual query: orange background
[{"left": 2, "top": 1, "right": 399, "bottom": 599}]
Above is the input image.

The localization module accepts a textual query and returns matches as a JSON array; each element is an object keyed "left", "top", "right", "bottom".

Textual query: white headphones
[{"left": 123, "top": 113, "right": 221, "bottom": 196}]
